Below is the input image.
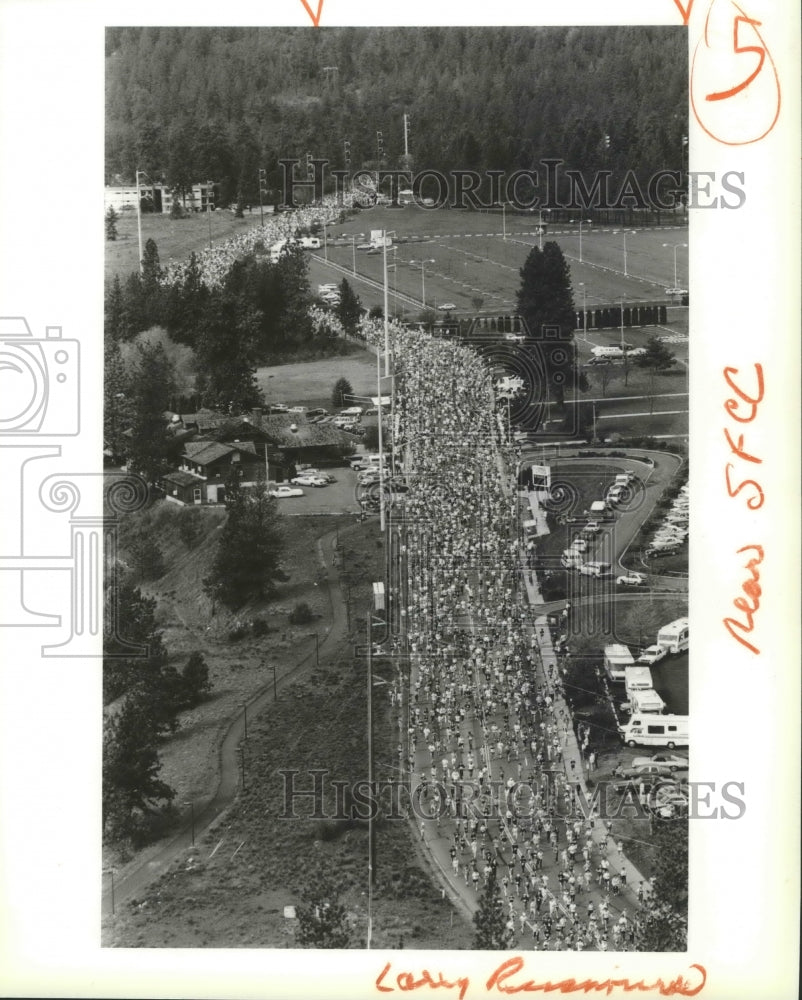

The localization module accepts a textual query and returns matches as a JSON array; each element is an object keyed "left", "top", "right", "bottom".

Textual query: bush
[
  {"left": 251, "top": 616, "right": 272, "bottom": 636},
  {"left": 178, "top": 507, "right": 203, "bottom": 547},
  {"left": 180, "top": 652, "right": 211, "bottom": 706},
  {"left": 129, "top": 536, "right": 165, "bottom": 581},
  {"left": 289, "top": 602, "right": 315, "bottom": 625},
  {"left": 228, "top": 623, "right": 249, "bottom": 642}
]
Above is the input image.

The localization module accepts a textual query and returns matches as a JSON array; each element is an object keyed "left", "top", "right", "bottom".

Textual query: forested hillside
[{"left": 105, "top": 26, "right": 687, "bottom": 205}]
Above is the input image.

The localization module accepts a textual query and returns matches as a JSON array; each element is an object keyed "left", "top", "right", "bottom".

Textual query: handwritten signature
[
  {"left": 376, "top": 958, "right": 707, "bottom": 998},
  {"left": 722, "top": 364, "right": 764, "bottom": 655}
]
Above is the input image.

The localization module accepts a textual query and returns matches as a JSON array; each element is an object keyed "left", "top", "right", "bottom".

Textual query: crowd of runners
[
  {"left": 150, "top": 192, "right": 661, "bottom": 949},
  {"left": 159, "top": 196, "right": 350, "bottom": 289},
  {"left": 365, "top": 322, "right": 655, "bottom": 950}
]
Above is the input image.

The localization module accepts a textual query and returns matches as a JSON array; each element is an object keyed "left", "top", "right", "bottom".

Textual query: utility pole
[{"left": 206, "top": 180, "right": 214, "bottom": 249}]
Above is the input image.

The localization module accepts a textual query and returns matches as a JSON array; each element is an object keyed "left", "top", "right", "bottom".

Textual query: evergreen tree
[
  {"left": 473, "top": 868, "right": 514, "bottom": 949},
  {"left": 336, "top": 278, "right": 362, "bottom": 334},
  {"left": 103, "top": 692, "right": 175, "bottom": 842},
  {"left": 105, "top": 274, "right": 128, "bottom": 341},
  {"left": 331, "top": 377, "right": 353, "bottom": 409},
  {"left": 140, "top": 237, "right": 164, "bottom": 328},
  {"left": 125, "top": 342, "right": 180, "bottom": 484},
  {"left": 105, "top": 206, "right": 119, "bottom": 241},
  {"left": 103, "top": 336, "right": 133, "bottom": 462},
  {"left": 204, "top": 472, "right": 286, "bottom": 609},
  {"left": 296, "top": 886, "right": 352, "bottom": 948},
  {"left": 103, "top": 580, "right": 168, "bottom": 704},
  {"left": 516, "top": 241, "right": 580, "bottom": 405},
  {"left": 636, "top": 334, "right": 676, "bottom": 371},
  {"left": 180, "top": 652, "right": 212, "bottom": 707}
]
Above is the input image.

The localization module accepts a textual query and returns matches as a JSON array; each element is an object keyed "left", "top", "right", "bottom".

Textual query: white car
[
  {"left": 291, "top": 475, "right": 328, "bottom": 488},
  {"left": 616, "top": 573, "right": 645, "bottom": 586},
  {"left": 269, "top": 485, "right": 304, "bottom": 499},
  {"left": 438, "top": 302, "right": 457, "bottom": 311},
  {"left": 637, "top": 644, "right": 667, "bottom": 665},
  {"left": 583, "top": 521, "right": 601, "bottom": 534},
  {"left": 633, "top": 754, "right": 688, "bottom": 772}
]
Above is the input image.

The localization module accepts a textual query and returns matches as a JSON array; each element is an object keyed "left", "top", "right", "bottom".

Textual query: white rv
[
  {"left": 603, "top": 644, "right": 634, "bottom": 682},
  {"left": 656, "top": 617, "right": 689, "bottom": 653},
  {"left": 619, "top": 714, "right": 688, "bottom": 749}
]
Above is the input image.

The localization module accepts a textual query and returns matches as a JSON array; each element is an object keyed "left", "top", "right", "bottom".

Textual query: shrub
[
  {"left": 289, "top": 602, "right": 315, "bottom": 625},
  {"left": 180, "top": 652, "right": 211, "bottom": 706},
  {"left": 228, "top": 623, "right": 249, "bottom": 642}
]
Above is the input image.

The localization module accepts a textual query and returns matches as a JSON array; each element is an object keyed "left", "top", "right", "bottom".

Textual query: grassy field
[
  {"left": 105, "top": 207, "right": 267, "bottom": 282},
  {"left": 257, "top": 349, "right": 381, "bottom": 409}
]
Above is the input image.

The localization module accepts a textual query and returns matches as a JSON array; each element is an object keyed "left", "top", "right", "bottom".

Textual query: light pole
[
  {"left": 104, "top": 868, "right": 116, "bottom": 914},
  {"left": 366, "top": 613, "right": 375, "bottom": 948},
  {"left": 537, "top": 208, "right": 550, "bottom": 250},
  {"left": 241, "top": 702, "right": 248, "bottom": 739},
  {"left": 382, "top": 230, "right": 397, "bottom": 375},
  {"left": 619, "top": 295, "right": 627, "bottom": 350},
  {"left": 614, "top": 230, "right": 636, "bottom": 276},
  {"left": 206, "top": 180, "right": 214, "bottom": 250},
  {"left": 237, "top": 746, "right": 246, "bottom": 789},
  {"left": 184, "top": 801, "right": 196, "bottom": 845},
  {"left": 412, "top": 259, "right": 435, "bottom": 309},
  {"left": 307, "top": 632, "right": 320, "bottom": 667},
  {"left": 579, "top": 282, "right": 588, "bottom": 342},
  {"left": 662, "top": 242, "right": 687, "bottom": 289},
  {"left": 135, "top": 170, "right": 146, "bottom": 274},
  {"left": 502, "top": 201, "right": 507, "bottom": 241},
  {"left": 323, "top": 219, "right": 328, "bottom": 262},
  {"left": 575, "top": 218, "right": 591, "bottom": 263}
]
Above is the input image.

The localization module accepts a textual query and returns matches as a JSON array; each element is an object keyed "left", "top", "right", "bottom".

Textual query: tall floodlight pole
[{"left": 135, "top": 171, "right": 144, "bottom": 273}]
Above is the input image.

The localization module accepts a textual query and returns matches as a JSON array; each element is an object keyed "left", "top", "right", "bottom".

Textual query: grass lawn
[
  {"left": 105, "top": 208, "right": 268, "bottom": 283},
  {"left": 256, "top": 348, "right": 381, "bottom": 410}
]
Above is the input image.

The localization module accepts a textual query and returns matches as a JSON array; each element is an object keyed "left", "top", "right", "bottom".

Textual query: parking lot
[{"left": 270, "top": 465, "right": 363, "bottom": 515}]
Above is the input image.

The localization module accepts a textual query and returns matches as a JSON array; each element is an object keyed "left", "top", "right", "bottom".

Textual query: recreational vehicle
[
  {"left": 656, "top": 617, "right": 689, "bottom": 654},
  {"left": 619, "top": 714, "right": 689, "bottom": 749}
]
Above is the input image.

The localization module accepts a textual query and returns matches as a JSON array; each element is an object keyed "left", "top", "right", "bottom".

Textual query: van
[
  {"left": 589, "top": 500, "right": 609, "bottom": 518},
  {"left": 580, "top": 561, "right": 611, "bottom": 578},
  {"left": 629, "top": 688, "right": 666, "bottom": 715},
  {"left": 619, "top": 713, "right": 689, "bottom": 749},
  {"left": 561, "top": 549, "right": 584, "bottom": 569},
  {"left": 615, "top": 473, "right": 634, "bottom": 487}
]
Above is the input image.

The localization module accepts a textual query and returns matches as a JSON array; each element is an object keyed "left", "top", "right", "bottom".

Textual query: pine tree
[
  {"left": 332, "top": 377, "right": 353, "bottom": 409},
  {"left": 204, "top": 473, "right": 286, "bottom": 609},
  {"left": 516, "top": 241, "right": 579, "bottom": 405},
  {"left": 105, "top": 206, "right": 119, "bottom": 241},
  {"left": 336, "top": 278, "right": 362, "bottom": 335},
  {"left": 125, "top": 341, "right": 180, "bottom": 484},
  {"left": 102, "top": 692, "right": 175, "bottom": 842},
  {"left": 473, "top": 868, "right": 514, "bottom": 949}
]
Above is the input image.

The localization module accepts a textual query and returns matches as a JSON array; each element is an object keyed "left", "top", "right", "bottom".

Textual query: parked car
[
  {"left": 624, "top": 347, "right": 647, "bottom": 357},
  {"left": 288, "top": 406, "right": 308, "bottom": 414},
  {"left": 438, "top": 302, "right": 457, "bottom": 311},
  {"left": 583, "top": 521, "right": 601, "bottom": 534},
  {"left": 268, "top": 403, "right": 289, "bottom": 413},
  {"left": 291, "top": 475, "right": 328, "bottom": 487},
  {"left": 617, "top": 573, "right": 645, "bottom": 586},
  {"left": 632, "top": 754, "right": 688, "bottom": 772},
  {"left": 613, "top": 763, "right": 675, "bottom": 781},
  {"left": 269, "top": 485, "right": 304, "bottom": 498},
  {"left": 297, "top": 469, "right": 336, "bottom": 483},
  {"left": 637, "top": 644, "right": 667, "bottom": 665}
]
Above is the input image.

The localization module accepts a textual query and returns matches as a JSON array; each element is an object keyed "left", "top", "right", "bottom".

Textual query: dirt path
[{"left": 102, "top": 524, "right": 355, "bottom": 918}]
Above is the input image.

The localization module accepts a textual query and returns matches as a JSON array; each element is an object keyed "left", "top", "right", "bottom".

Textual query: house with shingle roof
[{"left": 160, "top": 408, "right": 357, "bottom": 504}]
